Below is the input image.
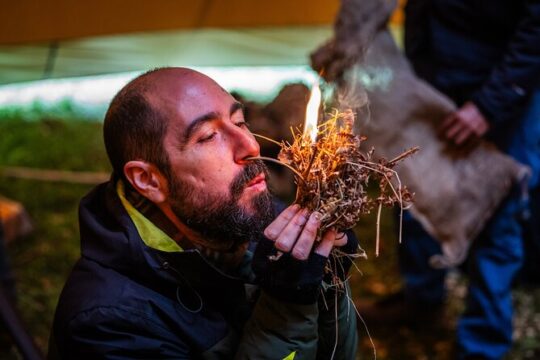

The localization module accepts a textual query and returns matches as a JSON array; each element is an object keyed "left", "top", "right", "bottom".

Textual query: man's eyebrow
[
  {"left": 181, "top": 102, "right": 244, "bottom": 145},
  {"left": 182, "top": 111, "right": 220, "bottom": 145},
  {"left": 230, "top": 101, "right": 244, "bottom": 115}
]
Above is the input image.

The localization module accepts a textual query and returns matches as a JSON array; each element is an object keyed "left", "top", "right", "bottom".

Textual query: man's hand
[
  {"left": 263, "top": 204, "right": 345, "bottom": 260},
  {"left": 252, "top": 204, "right": 346, "bottom": 304},
  {"left": 310, "top": 40, "right": 351, "bottom": 83},
  {"left": 440, "top": 101, "right": 490, "bottom": 145}
]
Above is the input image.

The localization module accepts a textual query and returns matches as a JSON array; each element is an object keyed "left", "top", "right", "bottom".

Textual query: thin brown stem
[
  {"left": 388, "top": 146, "right": 420, "bottom": 166},
  {"left": 246, "top": 156, "right": 306, "bottom": 182},
  {"left": 251, "top": 133, "right": 283, "bottom": 146},
  {"left": 375, "top": 201, "right": 383, "bottom": 257},
  {"left": 303, "top": 145, "right": 319, "bottom": 179}
]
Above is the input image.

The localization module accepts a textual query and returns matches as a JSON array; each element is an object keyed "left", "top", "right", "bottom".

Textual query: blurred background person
[{"left": 375, "top": 1, "right": 540, "bottom": 359}]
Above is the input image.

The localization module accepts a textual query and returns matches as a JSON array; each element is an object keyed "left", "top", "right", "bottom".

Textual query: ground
[{"left": 0, "top": 118, "right": 539, "bottom": 359}]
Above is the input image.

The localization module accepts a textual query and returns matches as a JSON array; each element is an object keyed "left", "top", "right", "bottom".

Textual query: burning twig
[
  {"left": 281, "top": 108, "right": 415, "bottom": 235},
  {"left": 250, "top": 108, "right": 417, "bottom": 261},
  {"left": 248, "top": 82, "right": 417, "bottom": 299}
]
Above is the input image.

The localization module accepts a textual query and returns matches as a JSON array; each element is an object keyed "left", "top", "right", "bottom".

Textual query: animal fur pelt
[{"left": 311, "top": 0, "right": 530, "bottom": 267}]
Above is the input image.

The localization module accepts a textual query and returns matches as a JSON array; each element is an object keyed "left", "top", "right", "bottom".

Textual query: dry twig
[
  {"left": 250, "top": 108, "right": 417, "bottom": 292},
  {"left": 277, "top": 109, "right": 416, "bottom": 238}
]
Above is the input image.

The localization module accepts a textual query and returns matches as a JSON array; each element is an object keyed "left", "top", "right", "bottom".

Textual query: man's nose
[{"left": 232, "top": 127, "right": 260, "bottom": 164}]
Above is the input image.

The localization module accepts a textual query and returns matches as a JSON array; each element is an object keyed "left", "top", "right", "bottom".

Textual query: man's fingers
[
  {"left": 454, "top": 126, "right": 474, "bottom": 145},
  {"left": 263, "top": 204, "right": 300, "bottom": 241},
  {"left": 274, "top": 209, "right": 310, "bottom": 252},
  {"left": 444, "top": 116, "right": 475, "bottom": 144},
  {"left": 445, "top": 119, "right": 465, "bottom": 140},
  {"left": 440, "top": 113, "right": 456, "bottom": 130},
  {"left": 263, "top": 207, "right": 347, "bottom": 260},
  {"left": 334, "top": 232, "right": 348, "bottom": 247},
  {"left": 473, "top": 118, "right": 490, "bottom": 136},
  {"left": 314, "top": 229, "right": 337, "bottom": 258},
  {"left": 439, "top": 114, "right": 458, "bottom": 139},
  {"left": 290, "top": 212, "right": 322, "bottom": 260},
  {"left": 290, "top": 212, "right": 321, "bottom": 260},
  {"left": 440, "top": 103, "right": 489, "bottom": 146}
]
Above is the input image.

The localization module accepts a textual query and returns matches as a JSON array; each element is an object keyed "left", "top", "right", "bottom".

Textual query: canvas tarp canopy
[{"left": 0, "top": 0, "right": 345, "bottom": 85}]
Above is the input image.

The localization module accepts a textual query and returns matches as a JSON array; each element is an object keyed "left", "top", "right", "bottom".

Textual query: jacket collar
[
  {"left": 116, "top": 180, "right": 183, "bottom": 253},
  {"left": 78, "top": 180, "right": 255, "bottom": 296}
]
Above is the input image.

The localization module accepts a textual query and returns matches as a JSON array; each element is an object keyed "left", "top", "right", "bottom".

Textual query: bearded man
[{"left": 49, "top": 67, "right": 358, "bottom": 359}]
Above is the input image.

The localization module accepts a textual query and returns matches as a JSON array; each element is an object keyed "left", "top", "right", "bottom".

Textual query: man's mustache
[{"left": 231, "top": 160, "right": 268, "bottom": 199}]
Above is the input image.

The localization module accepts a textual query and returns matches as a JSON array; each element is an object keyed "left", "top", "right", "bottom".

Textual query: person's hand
[
  {"left": 263, "top": 204, "right": 342, "bottom": 260},
  {"left": 440, "top": 101, "right": 490, "bottom": 145},
  {"left": 326, "top": 230, "right": 359, "bottom": 284},
  {"left": 310, "top": 39, "right": 359, "bottom": 83},
  {"left": 252, "top": 204, "right": 342, "bottom": 304}
]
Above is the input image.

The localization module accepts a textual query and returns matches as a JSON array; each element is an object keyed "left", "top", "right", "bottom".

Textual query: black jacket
[
  {"left": 405, "top": 0, "right": 540, "bottom": 124},
  {"left": 50, "top": 181, "right": 358, "bottom": 359}
]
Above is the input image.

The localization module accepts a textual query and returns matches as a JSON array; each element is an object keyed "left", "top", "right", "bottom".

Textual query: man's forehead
[
  {"left": 147, "top": 70, "right": 228, "bottom": 104},
  {"left": 141, "top": 69, "right": 237, "bottom": 142},
  {"left": 147, "top": 70, "right": 232, "bottom": 116}
]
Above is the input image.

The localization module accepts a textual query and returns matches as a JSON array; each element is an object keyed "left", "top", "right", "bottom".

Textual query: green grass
[
  {"left": 0, "top": 118, "right": 108, "bottom": 356},
  {"left": 0, "top": 118, "right": 109, "bottom": 172},
  {"left": 0, "top": 180, "right": 93, "bottom": 354},
  {"left": 0, "top": 118, "right": 538, "bottom": 359}
]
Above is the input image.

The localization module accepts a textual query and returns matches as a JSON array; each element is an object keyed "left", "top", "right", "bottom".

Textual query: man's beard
[{"left": 167, "top": 160, "right": 274, "bottom": 252}]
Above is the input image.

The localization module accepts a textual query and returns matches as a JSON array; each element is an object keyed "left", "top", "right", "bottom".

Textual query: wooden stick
[
  {"left": 388, "top": 146, "right": 420, "bottom": 166},
  {"left": 375, "top": 201, "right": 383, "bottom": 257}
]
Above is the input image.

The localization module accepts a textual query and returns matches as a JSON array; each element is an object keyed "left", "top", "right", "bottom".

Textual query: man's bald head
[{"left": 103, "top": 67, "right": 219, "bottom": 182}]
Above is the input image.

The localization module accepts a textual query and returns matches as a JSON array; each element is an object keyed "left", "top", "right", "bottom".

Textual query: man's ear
[{"left": 123, "top": 160, "right": 168, "bottom": 204}]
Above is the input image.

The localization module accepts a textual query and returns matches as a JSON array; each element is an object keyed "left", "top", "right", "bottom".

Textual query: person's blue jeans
[
  {"left": 508, "top": 89, "right": 540, "bottom": 286},
  {"left": 519, "top": 186, "right": 540, "bottom": 285},
  {"left": 399, "top": 212, "right": 447, "bottom": 307},
  {"left": 456, "top": 191, "right": 525, "bottom": 359},
  {"left": 400, "top": 191, "right": 525, "bottom": 360},
  {"left": 400, "top": 88, "right": 540, "bottom": 359}
]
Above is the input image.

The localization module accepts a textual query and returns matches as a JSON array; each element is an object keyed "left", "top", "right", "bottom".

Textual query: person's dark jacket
[
  {"left": 405, "top": 0, "right": 540, "bottom": 125},
  {"left": 49, "top": 181, "right": 358, "bottom": 359}
]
